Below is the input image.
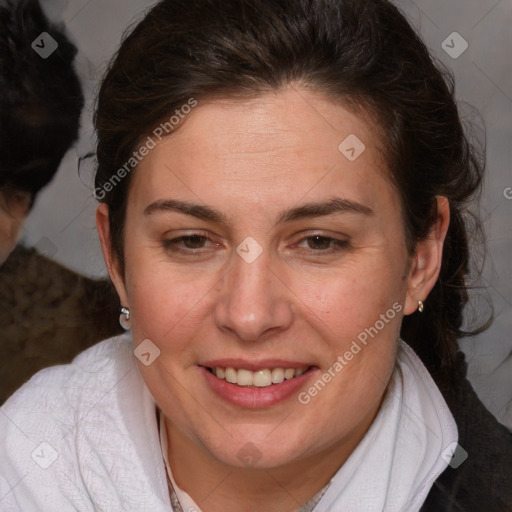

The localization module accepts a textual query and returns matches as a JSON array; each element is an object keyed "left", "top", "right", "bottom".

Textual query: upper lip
[{"left": 200, "top": 359, "right": 315, "bottom": 371}]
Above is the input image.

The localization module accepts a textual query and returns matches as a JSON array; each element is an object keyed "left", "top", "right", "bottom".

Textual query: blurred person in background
[{"left": 0, "top": 0, "right": 121, "bottom": 404}]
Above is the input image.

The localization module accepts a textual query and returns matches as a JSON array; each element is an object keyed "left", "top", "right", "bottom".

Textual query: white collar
[
  {"left": 159, "top": 412, "right": 202, "bottom": 512},
  {"left": 315, "top": 339, "right": 458, "bottom": 511},
  {"left": 158, "top": 340, "right": 458, "bottom": 512}
]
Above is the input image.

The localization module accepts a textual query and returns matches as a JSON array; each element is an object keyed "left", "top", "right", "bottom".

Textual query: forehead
[{"left": 129, "top": 87, "right": 392, "bottom": 216}]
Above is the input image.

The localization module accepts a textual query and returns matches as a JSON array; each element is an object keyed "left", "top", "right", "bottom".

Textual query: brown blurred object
[{"left": 0, "top": 245, "right": 122, "bottom": 404}]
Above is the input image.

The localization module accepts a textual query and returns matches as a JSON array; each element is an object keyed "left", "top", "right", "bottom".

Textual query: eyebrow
[
  {"left": 143, "top": 197, "right": 373, "bottom": 224},
  {"left": 276, "top": 197, "right": 373, "bottom": 223},
  {"left": 144, "top": 199, "right": 228, "bottom": 223}
]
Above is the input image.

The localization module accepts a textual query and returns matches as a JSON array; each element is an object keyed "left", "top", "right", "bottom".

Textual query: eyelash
[
  {"left": 162, "top": 234, "right": 350, "bottom": 255},
  {"left": 162, "top": 234, "right": 215, "bottom": 254},
  {"left": 294, "top": 235, "right": 350, "bottom": 254}
]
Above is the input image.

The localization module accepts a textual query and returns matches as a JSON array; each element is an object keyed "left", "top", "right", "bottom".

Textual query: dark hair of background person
[
  {"left": 94, "top": 0, "right": 489, "bottom": 381},
  {"left": 0, "top": 0, "right": 122, "bottom": 406},
  {"left": 0, "top": 0, "right": 84, "bottom": 207}
]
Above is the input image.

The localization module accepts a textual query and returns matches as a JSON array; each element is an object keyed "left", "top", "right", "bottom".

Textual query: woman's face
[{"left": 98, "top": 87, "right": 441, "bottom": 470}]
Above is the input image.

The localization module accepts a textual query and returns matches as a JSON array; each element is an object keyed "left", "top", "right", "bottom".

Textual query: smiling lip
[
  {"left": 201, "top": 359, "right": 312, "bottom": 371},
  {"left": 199, "top": 359, "right": 317, "bottom": 408}
]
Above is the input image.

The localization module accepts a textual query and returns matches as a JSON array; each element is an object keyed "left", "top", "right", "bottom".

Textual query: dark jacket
[{"left": 422, "top": 351, "right": 512, "bottom": 511}]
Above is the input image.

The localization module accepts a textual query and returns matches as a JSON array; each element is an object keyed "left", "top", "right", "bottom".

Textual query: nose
[{"left": 214, "top": 249, "right": 294, "bottom": 342}]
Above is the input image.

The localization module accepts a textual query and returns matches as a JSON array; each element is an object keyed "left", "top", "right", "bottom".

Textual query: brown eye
[
  {"left": 306, "top": 236, "right": 332, "bottom": 250},
  {"left": 181, "top": 235, "right": 207, "bottom": 249},
  {"left": 295, "top": 235, "right": 350, "bottom": 254},
  {"left": 162, "top": 233, "right": 219, "bottom": 256}
]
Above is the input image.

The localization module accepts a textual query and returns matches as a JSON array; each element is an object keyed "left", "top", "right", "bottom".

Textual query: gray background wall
[{"left": 22, "top": 0, "right": 511, "bottom": 427}]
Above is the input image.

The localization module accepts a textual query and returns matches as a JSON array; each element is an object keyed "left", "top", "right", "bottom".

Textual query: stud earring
[
  {"left": 119, "top": 307, "right": 131, "bottom": 330},
  {"left": 417, "top": 300, "right": 424, "bottom": 313}
]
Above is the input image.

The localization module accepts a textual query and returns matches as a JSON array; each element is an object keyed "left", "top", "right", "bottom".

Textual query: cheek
[
  {"left": 124, "top": 251, "right": 218, "bottom": 347},
  {"left": 290, "top": 258, "right": 405, "bottom": 346},
  {"left": 289, "top": 264, "right": 404, "bottom": 438}
]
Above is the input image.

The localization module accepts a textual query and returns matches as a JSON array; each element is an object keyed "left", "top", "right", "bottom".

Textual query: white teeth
[
  {"left": 271, "top": 368, "right": 285, "bottom": 384},
  {"left": 211, "top": 366, "right": 308, "bottom": 387},
  {"left": 284, "top": 368, "right": 295, "bottom": 380},
  {"left": 237, "top": 369, "right": 253, "bottom": 386},
  {"left": 253, "top": 369, "right": 272, "bottom": 387},
  {"left": 225, "top": 367, "right": 237, "bottom": 384}
]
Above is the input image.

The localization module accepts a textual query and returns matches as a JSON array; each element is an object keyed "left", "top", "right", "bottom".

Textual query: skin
[
  {"left": 97, "top": 87, "right": 449, "bottom": 511},
  {"left": 0, "top": 190, "right": 30, "bottom": 266}
]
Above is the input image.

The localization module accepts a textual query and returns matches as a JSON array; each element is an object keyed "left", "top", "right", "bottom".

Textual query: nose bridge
[
  {"left": 231, "top": 251, "right": 271, "bottom": 305},
  {"left": 214, "top": 246, "right": 292, "bottom": 341}
]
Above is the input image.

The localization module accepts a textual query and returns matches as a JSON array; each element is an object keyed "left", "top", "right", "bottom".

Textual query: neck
[{"left": 164, "top": 402, "right": 382, "bottom": 512}]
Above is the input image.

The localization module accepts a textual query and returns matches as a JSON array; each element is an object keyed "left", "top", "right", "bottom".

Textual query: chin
[{"left": 196, "top": 423, "right": 317, "bottom": 470}]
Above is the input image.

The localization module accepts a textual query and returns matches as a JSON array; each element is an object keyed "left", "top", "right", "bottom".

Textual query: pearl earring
[
  {"left": 119, "top": 307, "right": 131, "bottom": 330},
  {"left": 417, "top": 300, "right": 424, "bottom": 313}
]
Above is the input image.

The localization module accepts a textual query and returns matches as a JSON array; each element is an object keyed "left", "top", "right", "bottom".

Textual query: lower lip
[{"left": 200, "top": 367, "right": 316, "bottom": 408}]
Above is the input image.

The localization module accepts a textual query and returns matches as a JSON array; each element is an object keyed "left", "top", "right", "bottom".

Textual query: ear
[
  {"left": 96, "top": 203, "right": 129, "bottom": 307},
  {"left": 403, "top": 196, "right": 450, "bottom": 315}
]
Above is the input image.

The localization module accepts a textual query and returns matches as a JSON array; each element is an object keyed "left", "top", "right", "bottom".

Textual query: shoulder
[
  {"left": 0, "top": 335, "right": 169, "bottom": 511},
  {"left": 0, "top": 245, "right": 121, "bottom": 404},
  {"left": 0, "top": 334, "right": 133, "bottom": 455},
  {"left": 421, "top": 351, "right": 512, "bottom": 512},
  {"left": 1, "top": 334, "right": 133, "bottom": 419}
]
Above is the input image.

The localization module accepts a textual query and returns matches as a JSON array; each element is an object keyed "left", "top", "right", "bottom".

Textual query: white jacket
[{"left": 0, "top": 335, "right": 457, "bottom": 512}]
